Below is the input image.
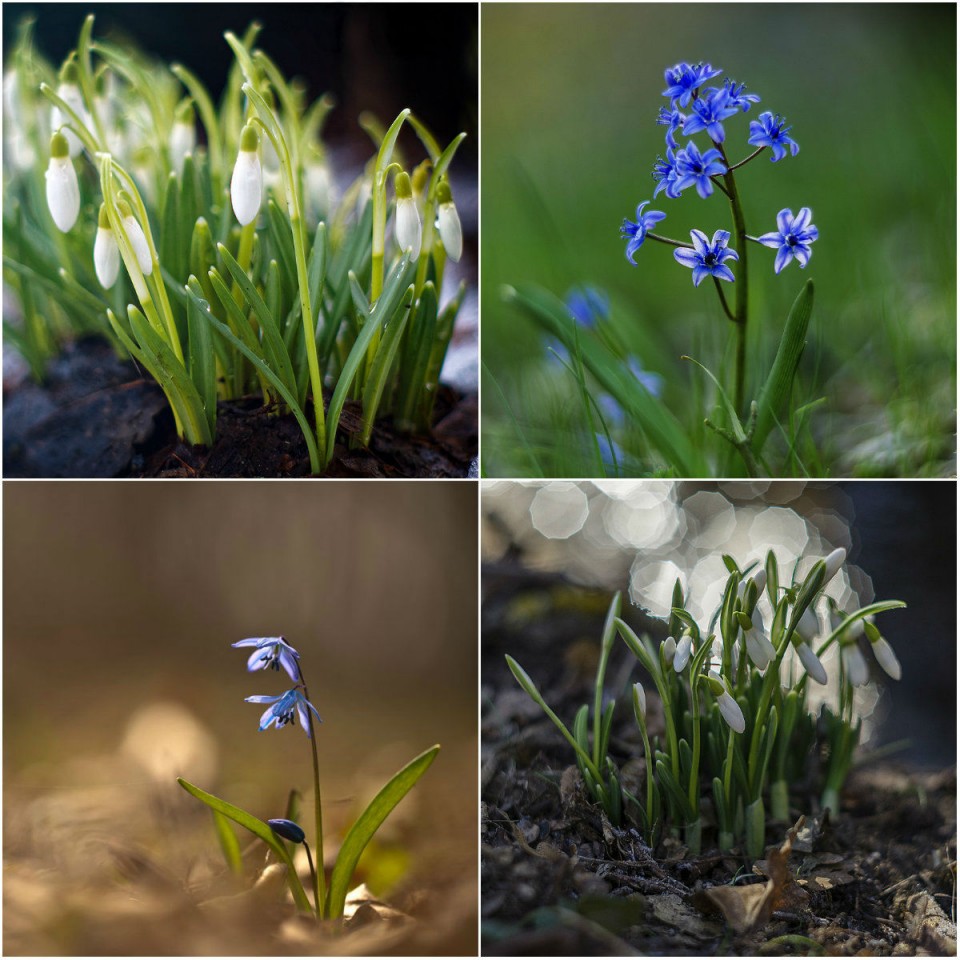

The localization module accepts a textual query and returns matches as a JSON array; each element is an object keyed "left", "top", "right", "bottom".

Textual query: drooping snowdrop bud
[
  {"left": 51, "top": 59, "right": 87, "bottom": 157},
  {"left": 707, "top": 672, "right": 745, "bottom": 734},
  {"left": 633, "top": 681, "right": 646, "bottom": 717},
  {"left": 864, "top": 622, "right": 901, "bottom": 681},
  {"left": 796, "top": 604, "right": 821, "bottom": 644},
  {"left": 823, "top": 547, "right": 846, "bottom": 585},
  {"left": 231, "top": 123, "right": 262, "bottom": 226},
  {"left": 117, "top": 199, "right": 153, "bottom": 276},
  {"left": 45, "top": 132, "right": 81, "bottom": 232},
  {"left": 794, "top": 639, "right": 827, "bottom": 684},
  {"left": 673, "top": 632, "right": 692, "bottom": 672},
  {"left": 840, "top": 641, "right": 869, "bottom": 687},
  {"left": 170, "top": 99, "right": 196, "bottom": 176},
  {"left": 436, "top": 178, "right": 463, "bottom": 262},
  {"left": 661, "top": 635, "right": 677, "bottom": 663},
  {"left": 94, "top": 204, "right": 120, "bottom": 289},
  {"left": 394, "top": 170, "right": 422, "bottom": 259}
]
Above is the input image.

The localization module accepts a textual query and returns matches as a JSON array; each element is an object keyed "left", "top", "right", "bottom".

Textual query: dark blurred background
[
  {"left": 3, "top": 2, "right": 478, "bottom": 169},
  {"left": 482, "top": 480, "right": 956, "bottom": 768},
  {"left": 3, "top": 481, "right": 477, "bottom": 952}
]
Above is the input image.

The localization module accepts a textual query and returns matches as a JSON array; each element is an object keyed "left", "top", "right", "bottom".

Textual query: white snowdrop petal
[
  {"left": 45, "top": 156, "right": 80, "bottom": 232},
  {"left": 871, "top": 637, "right": 901, "bottom": 681},
  {"left": 124, "top": 216, "right": 153, "bottom": 275},
  {"left": 796, "top": 605, "right": 820, "bottom": 644},
  {"left": 797, "top": 641, "right": 827, "bottom": 685},
  {"left": 395, "top": 196, "right": 422, "bottom": 259},
  {"left": 633, "top": 682, "right": 646, "bottom": 716},
  {"left": 94, "top": 227, "right": 120, "bottom": 288},
  {"left": 662, "top": 636, "right": 677, "bottom": 661},
  {"left": 437, "top": 202, "right": 463, "bottom": 262},
  {"left": 673, "top": 635, "right": 692, "bottom": 672},
  {"left": 718, "top": 692, "right": 745, "bottom": 734},
  {"left": 842, "top": 644, "right": 869, "bottom": 687},
  {"left": 231, "top": 151, "right": 262, "bottom": 226},
  {"left": 823, "top": 547, "right": 846, "bottom": 584},
  {"left": 170, "top": 122, "right": 196, "bottom": 175}
]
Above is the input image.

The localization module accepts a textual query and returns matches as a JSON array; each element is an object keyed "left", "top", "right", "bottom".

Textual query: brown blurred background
[{"left": 3, "top": 481, "right": 478, "bottom": 954}]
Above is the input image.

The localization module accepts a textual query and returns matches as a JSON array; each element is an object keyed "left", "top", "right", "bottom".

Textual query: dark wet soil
[
  {"left": 3, "top": 338, "right": 476, "bottom": 478},
  {"left": 482, "top": 567, "right": 957, "bottom": 956}
]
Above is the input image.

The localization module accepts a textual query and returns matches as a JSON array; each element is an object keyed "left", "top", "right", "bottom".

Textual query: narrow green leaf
[
  {"left": 359, "top": 291, "right": 413, "bottom": 444},
  {"left": 396, "top": 283, "right": 439, "bottom": 428},
  {"left": 324, "top": 257, "right": 412, "bottom": 463},
  {"left": 212, "top": 810, "right": 243, "bottom": 876},
  {"left": 177, "top": 777, "right": 312, "bottom": 912},
  {"left": 217, "top": 243, "right": 297, "bottom": 397},
  {"left": 325, "top": 744, "right": 439, "bottom": 920},
  {"left": 186, "top": 286, "right": 217, "bottom": 437},
  {"left": 753, "top": 280, "right": 814, "bottom": 453},
  {"left": 126, "top": 305, "right": 213, "bottom": 446}
]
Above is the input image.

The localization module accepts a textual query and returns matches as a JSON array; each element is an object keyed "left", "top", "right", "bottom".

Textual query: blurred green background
[
  {"left": 3, "top": 482, "right": 477, "bottom": 953},
  {"left": 481, "top": 3, "right": 956, "bottom": 477}
]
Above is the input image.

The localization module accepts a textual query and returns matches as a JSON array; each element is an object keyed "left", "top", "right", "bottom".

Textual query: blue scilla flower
[
  {"left": 656, "top": 106, "right": 686, "bottom": 149},
  {"left": 674, "top": 142, "right": 727, "bottom": 199},
  {"left": 719, "top": 79, "right": 761, "bottom": 113},
  {"left": 627, "top": 356, "right": 664, "bottom": 397},
  {"left": 597, "top": 393, "right": 625, "bottom": 427},
  {"left": 596, "top": 432, "right": 625, "bottom": 474},
  {"left": 246, "top": 687, "right": 323, "bottom": 737},
  {"left": 565, "top": 285, "right": 610, "bottom": 327},
  {"left": 673, "top": 229, "right": 739, "bottom": 286},
  {"left": 232, "top": 636, "right": 301, "bottom": 682},
  {"left": 662, "top": 62, "right": 722, "bottom": 108},
  {"left": 747, "top": 111, "right": 799, "bottom": 161},
  {"left": 757, "top": 207, "right": 818, "bottom": 273},
  {"left": 682, "top": 86, "right": 739, "bottom": 143},
  {"left": 621, "top": 201, "right": 666, "bottom": 265},
  {"left": 652, "top": 150, "right": 682, "bottom": 199}
]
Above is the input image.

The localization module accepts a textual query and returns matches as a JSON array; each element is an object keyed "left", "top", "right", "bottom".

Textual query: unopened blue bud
[{"left": 267, "top": 818, "right": 305, "bottom": 843}]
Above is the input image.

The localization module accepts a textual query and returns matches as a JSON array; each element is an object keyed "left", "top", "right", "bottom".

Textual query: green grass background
[{"left": 481, "top": 3, "right": 956, "bottom": 477}]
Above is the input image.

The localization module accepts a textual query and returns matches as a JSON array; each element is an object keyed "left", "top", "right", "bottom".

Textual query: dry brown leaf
[
  {"left": 695, "top": 816, "right": 804, "bottom": 935},
  {"left": 560, "top": 765, "right": 581, "bottom": 810}
]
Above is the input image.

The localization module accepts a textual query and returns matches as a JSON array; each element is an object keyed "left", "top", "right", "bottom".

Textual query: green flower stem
[
  {"left": 647, "top": 233, "right": 693, "bottom": 249},
  {"left": 300, "top": 670, "right": 325, "bottom": 920},
  {"left": 688, "top": 675, "right": 702, "bottom": 813},
  {"left": 726, "top": 145, "right": 766, "bottom": 172},
  {"left": 171, "top": 63, "right": 223, "bottom": 195},
  {"left": 302, "top": 840, "right": 319, "bottom": 915},
  {"left": 371, "top": 110, "right": 411, "bottom": 302},
  {"left": 717, "top": 141, "right": 749, "bottom": 416}
]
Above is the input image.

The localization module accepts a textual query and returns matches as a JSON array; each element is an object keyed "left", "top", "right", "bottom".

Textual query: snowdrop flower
[
  {"left": 673, "top": 632, "right": 693, "bottom": 672},
  {"left": 231, "top": 123, "right": 262, "bottom": 226},
  {"left": 794, "top": 638, "right": 827, "bottom": 685},
  {"left": 51, "top": 59, "right": 88, "bottom": 158},
  {"left": 305, "top": 150, "right": 334, "bottom": 221},
  {"left": 232, "top": 635, "right": 301, "bottom": 682},
  {"left": 436, "top": 179, "right": 463, "bottom": 262},
  {"left": 864, "top": 622, "right": 902, "bottom": 681},
  {"left": 117, "top": 199, "right": 153, "bottom": 276},
  {"left": 795, "top": 604, "right": 821, "bottom": 644},
  {"left": 245, "top": 687, "right": 322, "bottom": 737},
  {"left": 394, "top": 170, "right": 422, "bottom": 259},
  {"left": 823, "top": 547, "right": 846, "bottom": 584},
  {"left": 708, "top": 671, "right": 745, "bottom": 734},
  {"left": 741, "top": 608, "right": 776, "bottom": 670},
  {"left": 841, "top": 641, "right": 869, "bottom": 687},
  {"left": 93, "top": 69, "right": 116, "bottom": 134},
  {"left": 661, "top": 635, "right": 677, "bottom": 663},
  {"left": 633, "top": 681, "right": 646, "bottom": 716},
  {"left": 170, "top": 99, "right": 196, "bottom": 176},
  {"left": 45, "top": 132, "right": 81, "bottom": 232},
  {"left": 93, "top": 204, "right": 120, "bottom": 289}
]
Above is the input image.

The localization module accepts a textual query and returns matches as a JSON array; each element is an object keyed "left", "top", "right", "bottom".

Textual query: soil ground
[
  {"left": 481, "top": 567, "right": 957, "bottom": 956},
  {"left": 3, "top": 338, "right": 476, "bottom": 478}
]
